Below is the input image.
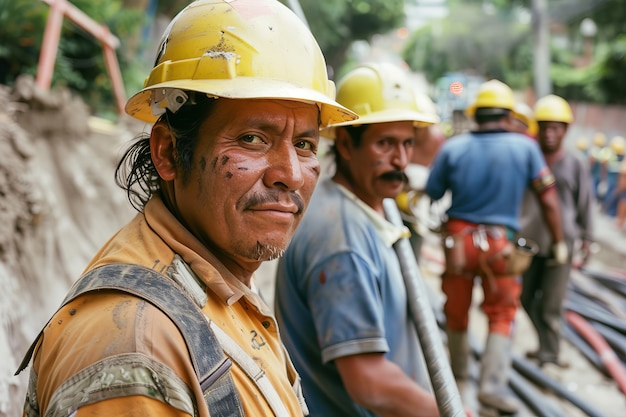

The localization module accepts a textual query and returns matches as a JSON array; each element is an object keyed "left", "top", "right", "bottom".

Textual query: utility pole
[
  {"left": 532, "top": 0, "right": 551, "bottom": 99},
  {"left": 285, "top": 0, "right": 309, "bottom": 28}
]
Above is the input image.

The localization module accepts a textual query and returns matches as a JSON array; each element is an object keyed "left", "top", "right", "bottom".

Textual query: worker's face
[
  {"left": 173, "top": 99, "right": 321, "bottom": 274},
  {"left": 337, "top": 121, "right": 415, "bottom": 210},
  {"left": 538, "top": 121, "right": 568, "bottom": 154}
]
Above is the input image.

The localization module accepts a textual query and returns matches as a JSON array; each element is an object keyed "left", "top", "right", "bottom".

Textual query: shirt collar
[
  {"left": 334, "top": 182, "right": 410, "bottom": 247},
  {"left": 145, "top": 196, "right": 245, "bottom": 305}
]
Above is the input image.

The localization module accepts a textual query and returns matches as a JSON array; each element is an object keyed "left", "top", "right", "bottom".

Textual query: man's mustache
[
  {"left": 379, "top": 171, "right": 408, "bottom": 183},
  {"left": 239, "top": 189, "right": 305, "bottom": 214}
]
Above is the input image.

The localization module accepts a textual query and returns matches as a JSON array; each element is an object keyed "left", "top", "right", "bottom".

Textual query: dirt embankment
[{"left": 0, "top": 76, "right": 136, "bottom": 416}]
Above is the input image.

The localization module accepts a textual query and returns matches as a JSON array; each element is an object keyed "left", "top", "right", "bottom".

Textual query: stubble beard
[{"left": 255, "top": 242, "right": 285, "bottom": 261}]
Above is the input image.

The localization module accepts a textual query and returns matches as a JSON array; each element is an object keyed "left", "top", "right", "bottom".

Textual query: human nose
[
  {"left": 263, "top": 141, "right": 305, "bottom": 191},
  {"left": 391, "top": 143, "right": 410, "bottom": 169}
]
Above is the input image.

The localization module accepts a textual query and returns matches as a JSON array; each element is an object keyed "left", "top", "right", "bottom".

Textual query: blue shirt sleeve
[
  {"left": 425, "top": 148, "right": 448, "bottom": 201},
  {"left": 306, "top": 251, "right": 389, "bottom": 363}
]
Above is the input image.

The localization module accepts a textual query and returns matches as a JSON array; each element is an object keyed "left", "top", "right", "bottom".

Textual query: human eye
[
  {"left": 377, "top": 138, "right": 392, "bottom": 152},
  {"left": 240, "top": 134, "right": 265, "bottom": 145},
  {"left": 294, "top": 139, "right": 318, "bottom": 155}
]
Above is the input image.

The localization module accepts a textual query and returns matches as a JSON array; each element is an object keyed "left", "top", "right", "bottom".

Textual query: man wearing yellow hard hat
[
  {"left": 17, "top": 1, "right": 357, "bottom": 416},
  {"left": 275, "top": 62, "right": 443, "bottom": 416},
  {"left": 425, "top": 79, "right": 566, "bottom": 415},
  {"left": 519, "top": 94, "right": 595, "bottom": 369},
  {"left": 602, "top": 135, "right": 626, "bottom": 215}
]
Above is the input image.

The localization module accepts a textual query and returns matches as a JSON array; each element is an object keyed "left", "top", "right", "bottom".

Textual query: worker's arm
[
  {"left": 335, "top": 352, "right": 440, "bottom": 417},
  {"left": 536, "top": 186, "right": 563, "bottom": 243},
  {"left": 536, "top": 186, "right": 567, "bottom": 263}
]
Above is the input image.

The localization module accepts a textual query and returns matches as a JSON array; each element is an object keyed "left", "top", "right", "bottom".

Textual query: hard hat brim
[
  {"left": 321, "top": 109, "right": 439, "bottom": 139},
  {"left": 125, "top": 78, "right": 358, "bottom": 127}
]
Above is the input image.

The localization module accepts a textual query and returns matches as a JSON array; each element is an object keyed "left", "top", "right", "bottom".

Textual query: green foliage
[
  {"left": 0, "top": 0, "right": 146, "bottom": 119},
  {"left": 402, "top": 2, "right": 529, "bottom": 86},
  {"left": 552, "top": 37, "right": 626, "bottom": 105},
  {"left": 0, "top": 0, "right": 49, "bottom": 81},
  {"left": 299, "top": 0, "right": 406, "bottom": 74}
]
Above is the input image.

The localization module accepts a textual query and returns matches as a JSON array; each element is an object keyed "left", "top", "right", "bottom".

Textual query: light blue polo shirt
[
  {"left": 275, "top": 179, "right": 431, "bottom": 417},
  {"left": 426, "top": 130, "right": 550, "bottom": 231}
]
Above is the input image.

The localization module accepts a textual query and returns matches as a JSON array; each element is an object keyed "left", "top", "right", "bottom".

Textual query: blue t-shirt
[
  {"left": 425, "top": 130, "right": 549, "bottom": 231},
  {"left": 275, "top": 179, "right": 430, "bottom": 417}
]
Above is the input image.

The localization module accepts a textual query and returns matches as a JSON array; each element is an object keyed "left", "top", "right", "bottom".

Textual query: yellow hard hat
[
  {"left": 575, "top": 137, "right": 588, "bottom": 151},
  {"left": 465, "top": 79, "right": 515, "bottom": 117},
  {"left": 323, "top": 63, "right": 438, "bottom": 137},
  {"left": 414, "top": 92, "right": 441, "bottom": 125},
  {"left": 512, "top": 102, "right": 538, "bottom": 136},
  {"left": 125, "top": 0, "right": 357, "bottom": 127},
  {"left": 533, "top": 94, "right": 573, "bottom": 124},
  {"left": 593, "top": 132, "right": 607, "bottom": 147},
  {"left": 610, "top": 136, "right": 625, "bottom": 155}
]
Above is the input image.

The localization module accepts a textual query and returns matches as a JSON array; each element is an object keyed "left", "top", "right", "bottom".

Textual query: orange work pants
[{"left": 441, "top": 219, "right": 521, "bottom": 336}]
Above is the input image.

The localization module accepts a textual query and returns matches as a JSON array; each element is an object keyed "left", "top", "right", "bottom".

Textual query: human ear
[
  {"left": 335, "top": 127, "right": 353, "bottom": 162},
  {"left": 150, "top": 122, "right": 177, "bottom": 181}
]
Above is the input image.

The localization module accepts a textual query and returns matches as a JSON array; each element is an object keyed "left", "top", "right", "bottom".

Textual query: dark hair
[
  {"left": 474, "top": 108, "right": 510, "bottom": 125},
  {"left": 330, "top": 124, "right": 369, "bottom": 160},
  {"left": 115, "top": 93, "right": 218, "bottom": 212}
]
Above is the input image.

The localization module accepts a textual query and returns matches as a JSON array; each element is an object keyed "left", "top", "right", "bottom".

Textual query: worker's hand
[
  {"left": 552, "top": 241, "right": 568, "bottom": 265},
  {"left": 578, "top": 240, "right": 595, "bottom": 267}
]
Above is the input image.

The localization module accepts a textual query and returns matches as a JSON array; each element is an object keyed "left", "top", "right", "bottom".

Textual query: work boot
[
  {"left": 447, "top": 329, "right": 470, "bottom": 380},
  {"left": 448, "top": 329, "right": 478, "bottom": 412},
  {"left": 478, "top": 333, "right": 519, "bottom": 415}
]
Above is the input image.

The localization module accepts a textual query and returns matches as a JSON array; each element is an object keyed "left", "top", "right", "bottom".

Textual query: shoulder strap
[{"left": 17, "top": 263, "right": 244, "bottom": 417}]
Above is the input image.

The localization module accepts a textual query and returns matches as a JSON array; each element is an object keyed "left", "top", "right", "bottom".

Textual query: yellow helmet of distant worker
[
  {"left": 322, "top": 63, "right": 439, "bottom": 138},
  {"left": 575, "top": 137, "right": 589, "bottom": 152},
  {"left": 593, "top": 132, "right": 607, "bottom": 147},
  {"left": 534, "top": 94, "right": 573, "bottom": 124},
  {"left": 610, "top": 136, "right": 625, "bottom": 156},
  {"left": 512, "top": 102, "right": 538, "bottom": 137},
  {"left": 465, "top": 79, "right": 515, "bottom": 117},
  {"left": 125, "top": 0, "right": 357, "bottom": 127}
]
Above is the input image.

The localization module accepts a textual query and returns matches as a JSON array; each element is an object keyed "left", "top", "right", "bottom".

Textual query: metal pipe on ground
[
  {"left": 383, "top": 199, "right": 466, "bottom": 417},
  {"left": 562, "top": 324, "right": 608, "bottom": 376},
  {"left": 565, "top": 310, "right": 626, "bottom": 395},
  {"left": 508, "top": 370, "right": 566, "bottom": 417},
  {"left": 564, "top": 297, "right": 626, "bottom": 334},
  {"left": 580, "top": 267, "right": 626, "bottom": 298},
  {"left": 511, "top": 355, "right": 609, "bottom": 417},
  {"left": 590, "top": 321, "right": 626, "bottom": 363}
]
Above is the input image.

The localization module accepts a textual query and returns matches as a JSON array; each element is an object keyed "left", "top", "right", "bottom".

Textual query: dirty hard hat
[
  {"left": 323, "top": 62, "right": 439, "bottom": 138},
  {"left": 533, "top": 94, "right": 573, "bottom": 124},
  {"left": 125, "top": 0, "right": 357, "bottom": 127},
  {"left": 465, "top": 79, "right": 515, "bottom": 117}
]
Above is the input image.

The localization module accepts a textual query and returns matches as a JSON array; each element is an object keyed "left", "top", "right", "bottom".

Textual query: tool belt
[{"left": 442, "top": 220, "right": 538, "bottom": 289}]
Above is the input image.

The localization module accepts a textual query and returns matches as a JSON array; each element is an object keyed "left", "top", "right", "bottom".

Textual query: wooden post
[
  {"left": 36, "top": 0, "right": 66, "bottom": 91},
  {"left": 36, "top": 0, "right": 126, "bottom": 114}
]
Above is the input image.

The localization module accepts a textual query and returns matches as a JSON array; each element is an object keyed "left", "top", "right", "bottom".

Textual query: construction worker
[
  {"left": 15, "top": 1, "right": 357, "bottom": 416},
  {"left": 519, "top": 94, "right": 594, "bottom": 367},
  {"left": 575, "top": 136, "right": 590, "bottom": 158},
  {"left": 511, "top": 101, "right": 538, "bottom": 139},
  {"left": 602, "top": 135, "right": 625, "bottom": 216},
  {"left": 589, "top": 131, "right": 608, "bottom": 199},
  {"left": 275, "top": 63, "right": 443, "bottom": 416},
  {"left": 616, "top": 159, "right": 626, "bottom": 230},
  {"left": 425, "top": 80, "right": 566, "bottom": 415},
  {"left": 396, "top": 92, "right": 445, "bottom": 261}
]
